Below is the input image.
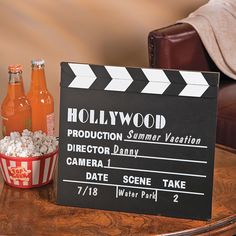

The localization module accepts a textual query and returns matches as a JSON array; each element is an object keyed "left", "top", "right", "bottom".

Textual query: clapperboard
[{"left": 57, "top": 62, "right": 219, "bottom": 220}]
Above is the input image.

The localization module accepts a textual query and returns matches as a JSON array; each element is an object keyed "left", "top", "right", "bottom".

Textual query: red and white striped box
[{"left": 0, "top": 149, "right": 58, "bottom": 188}]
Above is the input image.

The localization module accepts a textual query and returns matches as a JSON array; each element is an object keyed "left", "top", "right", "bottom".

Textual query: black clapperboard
[{"left": 57, "top": 62, "right": 219, "bottom": 220}]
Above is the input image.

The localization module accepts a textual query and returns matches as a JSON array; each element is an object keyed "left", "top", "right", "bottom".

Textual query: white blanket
[{"left": 178, "top": 0, "right": 236, "bottom": 80}]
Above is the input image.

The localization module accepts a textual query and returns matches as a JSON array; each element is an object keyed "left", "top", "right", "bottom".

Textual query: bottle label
[{"left": 47, "top": 113, "right": 55, "bottom": 136}]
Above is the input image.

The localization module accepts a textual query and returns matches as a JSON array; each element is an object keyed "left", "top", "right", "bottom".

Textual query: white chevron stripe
[
  {"left": 142, "top": 69, "right": 170, "bottom": 83},
  {"left": 142, "top": 82, "right": 169, "bottom": 94},
  {"left": 179, "top": 85, "right": 209, "bottom": 97},
  {"left": 141, "top": 69, "right": 170, "bottom": 94},
  {"left": 105, "top": 66, "right": 133, "bottom": 80},
  {"left": 179, "top": 71, "right": 209, "bottom": 97},
  {"left": 180, "top": 71, "right": 209, "bottom": 85},
  {"left": 68, "top": 63, "right": 96, "bottom": 89},
  {"left": 104, "top": 66, "right": 133, "bottom": 91}
]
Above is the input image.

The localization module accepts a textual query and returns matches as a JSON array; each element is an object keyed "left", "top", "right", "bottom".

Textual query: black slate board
[{"left": 57, "top": 62, "right": 219, "bottom": 220}]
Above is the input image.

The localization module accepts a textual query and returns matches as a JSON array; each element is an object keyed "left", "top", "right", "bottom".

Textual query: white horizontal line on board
[
  {"left": 63, "top": 179, "right": 204, "bottom": 196},
  {"left": 103, "top": 166, "right": 206, "bottom": 178},
  {"left": 124, "top": 139, "right": 208, "bottom": 149},
  {"left": 111, "top": 153, "right": 207, "bottom": 164}
]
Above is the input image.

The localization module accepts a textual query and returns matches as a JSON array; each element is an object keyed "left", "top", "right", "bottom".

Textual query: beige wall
[{"left": 0, "top": 0, "right": 208, "bottom": 136}]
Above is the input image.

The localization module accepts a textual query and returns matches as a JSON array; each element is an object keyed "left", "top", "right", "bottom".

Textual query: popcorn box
[{"left": 0, "top": 149, "right": 58, "bottom": 188}]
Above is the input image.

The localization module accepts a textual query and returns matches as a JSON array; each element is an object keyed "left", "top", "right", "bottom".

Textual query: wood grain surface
[{"left": 0, "top": 146, "right": 235, "bottom": 236}]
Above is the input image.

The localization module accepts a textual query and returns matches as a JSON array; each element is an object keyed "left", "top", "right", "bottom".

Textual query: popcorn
[{"left": 0, "top": 129, "right": 58, "bottom": 157}]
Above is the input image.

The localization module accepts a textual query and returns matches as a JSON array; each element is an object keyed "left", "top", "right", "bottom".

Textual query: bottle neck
[
  {"left": 7, "top": 72, "right": 25, "bottom": 99},
  {"left": 30, "top": 65, "right": 47, "bottom": 91}
]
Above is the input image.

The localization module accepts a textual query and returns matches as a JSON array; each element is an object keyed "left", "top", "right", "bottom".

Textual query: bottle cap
[
  {"left": 31, "top": 59, "right": 45, "bottom": 66},
  {"left": 8, "top": 64, "right": 23, "bottom": 73}
]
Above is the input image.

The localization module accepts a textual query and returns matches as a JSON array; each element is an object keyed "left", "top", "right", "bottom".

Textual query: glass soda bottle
[
  {"left": 27, "top": 59, "right": 55, "bottom": 135},
  {"left": 1, "top": 65, "right": 31, "bottom": 136}
]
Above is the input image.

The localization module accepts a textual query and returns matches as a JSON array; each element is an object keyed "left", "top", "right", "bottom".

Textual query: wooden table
[{"left": 0, "top": 146, "right": 235, "bottom": 235}]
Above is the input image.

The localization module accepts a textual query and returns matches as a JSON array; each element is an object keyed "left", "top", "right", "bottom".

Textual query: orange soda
[
  {"left": 1, "top": 65, "right": 31, "bottom": 136},
  {"left": 27, "top": 59, "right": 55, "bottom": 135}
]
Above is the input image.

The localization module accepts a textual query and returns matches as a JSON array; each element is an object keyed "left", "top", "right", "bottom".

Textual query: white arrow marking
[
  {"left": 104, "top": 66, "right": 133, "bottom": 92},
  {"left": 179, "top": 71, "right": 209, "bottom": 97},
  {"left": 141, "top": 69, "right": 170, "bottom": 94},
  {"left": 142, "top": 68, "right": 170, "bottom": 83},
  {"left": 68, "top": 63, "right": 96, "bottom": 89}
]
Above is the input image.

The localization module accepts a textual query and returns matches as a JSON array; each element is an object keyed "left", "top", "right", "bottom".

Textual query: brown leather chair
[{"left": 148, "top": 23, "right": 236, "bottom": 149}]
